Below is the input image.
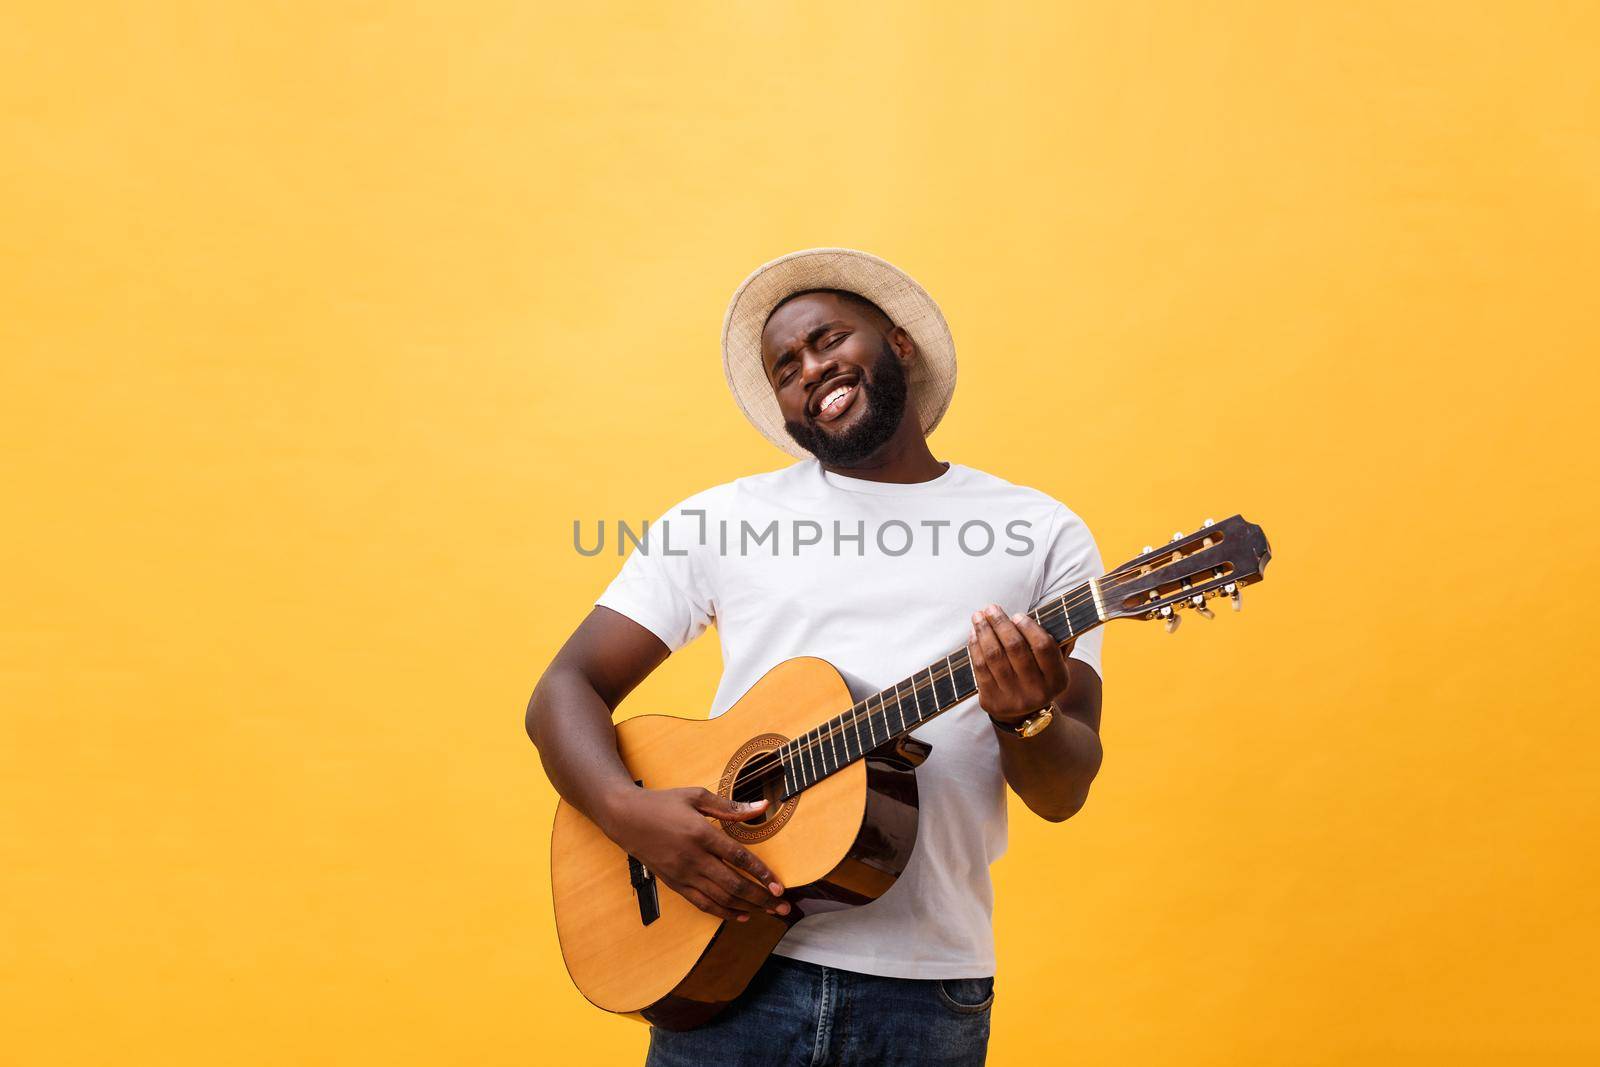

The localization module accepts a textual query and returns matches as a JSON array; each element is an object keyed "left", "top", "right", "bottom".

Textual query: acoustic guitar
[{"left": 551, "top": 515, "right": 1271, "bottom": 1030}]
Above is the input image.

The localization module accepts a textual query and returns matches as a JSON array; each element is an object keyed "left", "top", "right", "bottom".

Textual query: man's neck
[{"left": 819, "top": 428, "right": 947, "bottom": 484}]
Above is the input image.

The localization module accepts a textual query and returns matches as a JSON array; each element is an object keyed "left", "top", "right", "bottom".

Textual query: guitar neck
[{"left": 774, "top": 580, "right": 1105, "bottom": 800}]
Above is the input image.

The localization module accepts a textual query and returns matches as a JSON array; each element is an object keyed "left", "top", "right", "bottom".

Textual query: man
[{"left": 527, "top": 248, "right": 1105, "bottom": 1066}]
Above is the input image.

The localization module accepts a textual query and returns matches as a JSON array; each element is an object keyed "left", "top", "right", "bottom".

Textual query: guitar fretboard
[{"left": 773, "top": 581, "right": 1103, "bottom": 800}]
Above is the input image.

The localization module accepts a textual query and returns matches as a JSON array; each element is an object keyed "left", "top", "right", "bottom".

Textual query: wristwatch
[{"left": 992, "top": 704, "right": 1055, "bottom": 739}]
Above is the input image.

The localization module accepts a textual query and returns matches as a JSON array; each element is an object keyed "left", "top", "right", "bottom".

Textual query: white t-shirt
[{"left": 594, "top": 459, "right": 1104, "bottom": 980}]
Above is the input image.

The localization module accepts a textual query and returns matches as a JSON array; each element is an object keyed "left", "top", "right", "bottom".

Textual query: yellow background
[{"left": 5, "top": 3, "right": 1597, "bottom": 1064}]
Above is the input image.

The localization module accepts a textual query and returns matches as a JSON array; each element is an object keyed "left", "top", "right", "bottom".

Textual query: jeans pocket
[{"left": 935, "top": 976, "right": 996, "bottom": 1015}]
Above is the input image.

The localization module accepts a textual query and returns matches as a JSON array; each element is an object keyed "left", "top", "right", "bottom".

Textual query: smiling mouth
[{"left": 812, "top": 379, "right": 860, "bottom": 422}]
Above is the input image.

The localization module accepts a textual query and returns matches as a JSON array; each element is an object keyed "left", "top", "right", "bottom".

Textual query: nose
[{"left": 799, "top": 347, "right": 841, "bottom": 386}]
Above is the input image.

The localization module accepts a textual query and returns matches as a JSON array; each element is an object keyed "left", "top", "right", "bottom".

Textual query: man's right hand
[{"left": 598, "top": 786, "right": 792, "bottom": 923}]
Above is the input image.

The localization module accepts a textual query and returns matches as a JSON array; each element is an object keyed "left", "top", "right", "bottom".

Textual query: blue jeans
[{"left": 644, "top": 954, "right": 994, "bottom": 1067}]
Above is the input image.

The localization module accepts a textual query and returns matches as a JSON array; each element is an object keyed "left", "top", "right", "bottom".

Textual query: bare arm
[
  {"left": 968, "top": 603, "right": 1105, "bottom": 822},
  {"left": 526, "top": 606, "right": 790, "bottom": 921},
  {"left": 525, "top": 606, "right": 668, "bottom": 826}
]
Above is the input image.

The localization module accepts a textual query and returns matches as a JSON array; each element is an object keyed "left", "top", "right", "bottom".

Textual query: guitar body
[{"left": 550, "top": 656, "right": 927, "bottom": 1031}]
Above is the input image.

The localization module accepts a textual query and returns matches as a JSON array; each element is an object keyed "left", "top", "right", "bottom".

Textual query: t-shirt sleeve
[
  {"left": 593, "top": 498, "right": 716, "bottom": 653},
  {"left": 1032, "top": 503, "right": 1106, "bottom": 681}
]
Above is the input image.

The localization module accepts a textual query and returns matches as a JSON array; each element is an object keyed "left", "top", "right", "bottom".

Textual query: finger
[
  {"left": 696, "top": 868, "right": 767, "bottom": 916},
  {"left": 985, "top": 605, "right": 1040, "bottom": 681},
  {"left": 1014, "top": 613, "right": 1070, "bottom": 696},
  {"left": 698, "top": 834, "right": 780, "bottom": 909},
  {"left": 692, "top": 788, "right": 769, "bottom": 823},
  {"left": 972, "top": 609, "right": 1018, "bottom": 687},
  {"left": 706, "top": 831, "right": 785, "bottom": 897},
  {"left": 967, "top": 620, "right": 1003, "bottom": 705},
  {"left": 702, "top": 855, "right": 781, "bottom": 913},
  {"left": 676, "top": 883, "right": 744, "bottom": 922}
]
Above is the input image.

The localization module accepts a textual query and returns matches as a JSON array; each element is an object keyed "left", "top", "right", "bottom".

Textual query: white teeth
[{"left": 820, "top": 385, "right": 850, "bottom": 414}]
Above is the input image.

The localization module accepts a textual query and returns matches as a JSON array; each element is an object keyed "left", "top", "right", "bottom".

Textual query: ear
[{"left": 887, "top": 324, "right": 918, "bottom": 365}]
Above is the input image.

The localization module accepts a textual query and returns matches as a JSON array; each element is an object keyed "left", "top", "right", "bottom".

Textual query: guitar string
[
  {"left": 729, "top": 602, "right": 1089, "bottom": 802},
  {"left": 757, "top": 575, "right": 1145, "bottom": 784},
  {"left": 740, "top": 557, "right": 1243, "bottom": 796},
  {"left": 730, "top": 593, "right": 1091, "bottom": 800},
  {"left": 733, "top": 562, "right": 1231, "bottom": 798}
]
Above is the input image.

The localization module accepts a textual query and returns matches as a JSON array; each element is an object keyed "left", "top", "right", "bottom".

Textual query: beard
[{"left": 783, "top": 338, "right": 910, "bottom": 466}]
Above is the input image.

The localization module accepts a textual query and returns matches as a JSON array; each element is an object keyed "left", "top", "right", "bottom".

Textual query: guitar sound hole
[
  {"left": 719, "top": 735, "right": 799, "bottom": 843},
  {"left": 729, "top": 750, "right": 785, "bottom": 823}
]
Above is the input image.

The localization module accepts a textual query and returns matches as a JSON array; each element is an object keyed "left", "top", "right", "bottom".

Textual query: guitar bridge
[
  {"left": 626, "top": 778, "right": 659, "bottom": 926},
  {"left": 627, "top": 854, "right": 660, "bottom": 926}
]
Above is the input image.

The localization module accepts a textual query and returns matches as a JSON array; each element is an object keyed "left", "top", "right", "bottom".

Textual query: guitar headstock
[{"left": 1100, "top": 515, "right": 1271, "bottom": 632}]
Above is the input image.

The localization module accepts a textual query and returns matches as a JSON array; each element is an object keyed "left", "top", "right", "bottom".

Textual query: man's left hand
[{"left": 968, "top": 603, "right": 1074, "bottom": 727}]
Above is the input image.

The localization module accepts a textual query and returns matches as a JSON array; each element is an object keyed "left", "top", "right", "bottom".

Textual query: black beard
[{"left": 783, "top": 339, "right": 909, "bottom": 466}]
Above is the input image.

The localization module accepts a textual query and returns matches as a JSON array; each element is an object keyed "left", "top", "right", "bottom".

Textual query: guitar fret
[
  {"left": 1052, "top": 600, "right": 1075, "bottom": 641},
  {"left": 932, "top": 656, "right": 956, "bottom": 708},
  {"left": 951, "top": 655, "right": 975, "bottom": 699},
  {"left": 1073, "top": 598, "right": 1099, "bottom": 638}
]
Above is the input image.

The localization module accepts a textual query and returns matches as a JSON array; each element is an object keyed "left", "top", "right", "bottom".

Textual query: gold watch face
[{"left": 1018, "top": 708, "right": 1054, "bottom": 738}]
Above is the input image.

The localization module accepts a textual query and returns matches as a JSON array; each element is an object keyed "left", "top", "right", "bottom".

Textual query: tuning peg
[
  {"left": 1142, "top": 545, "right": 1153, "bottom": 555},
  {"left": 1225, "top": 582, "right": 1241, "bottom": 612},
  {"left": 1170, "top": 531, "right": 1185, "bottom": 543},
  {"left": 1160, "top": 605, "right": 1180, "bottom": 633},
  {"left": 1202, "top": 517, "right": 1214, "bottom": 528},
  {"left": 1191, "top": 594, "right": 1213, "bottom": 619}
]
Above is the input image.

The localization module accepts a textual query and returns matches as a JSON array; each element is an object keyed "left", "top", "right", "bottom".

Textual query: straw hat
[{"left": 720, "top": 247, "right": 958, "bottom": 459}]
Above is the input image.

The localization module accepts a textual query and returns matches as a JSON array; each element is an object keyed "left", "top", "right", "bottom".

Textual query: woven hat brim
[{"left": 720, "top": 247, "right": 957, "bottom": 459}]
